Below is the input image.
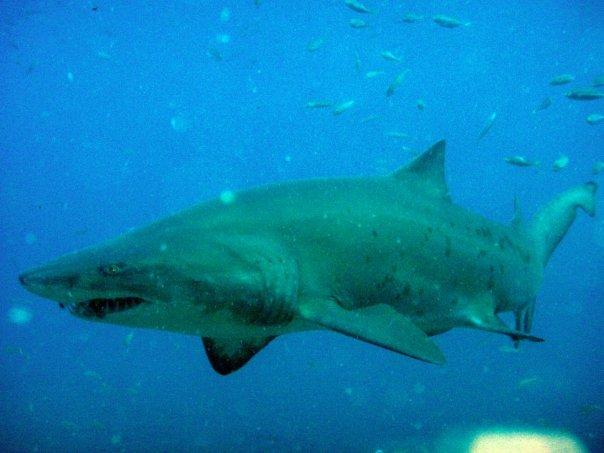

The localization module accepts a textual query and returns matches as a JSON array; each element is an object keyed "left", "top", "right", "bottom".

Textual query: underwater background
[{"left": 1, "top": 0, "right": 602, "bottom": 451}]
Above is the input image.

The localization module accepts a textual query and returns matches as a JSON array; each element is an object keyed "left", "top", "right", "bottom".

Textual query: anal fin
[
  {"left": 513, "top": 301, "right": 537, "bottom": 348},
  {"left": 202, "top": 336, "right": 275, "bottom": 375},
  {"left": 468, "top": 311, "right": 543, "bottom": 343},
  {"left": 298, "top": 299, "right": 445, "bottom": 365}
]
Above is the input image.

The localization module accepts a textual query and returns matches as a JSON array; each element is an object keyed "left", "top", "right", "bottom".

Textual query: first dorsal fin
[
  {"left": 392, "top": 140, "right": 450, "bottom": 201},
  {"left": 202, "top": 336, "right": 275, "bottom": 375}
]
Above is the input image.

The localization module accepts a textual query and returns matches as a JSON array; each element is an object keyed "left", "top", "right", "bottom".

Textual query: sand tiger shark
[{"left": 19, "top": 141, "right": 598, "bottom": 375}]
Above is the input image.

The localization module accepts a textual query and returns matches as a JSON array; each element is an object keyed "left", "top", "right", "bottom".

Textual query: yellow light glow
[{"left": 470, "top": 431, "right": 586, "bottom": 453}]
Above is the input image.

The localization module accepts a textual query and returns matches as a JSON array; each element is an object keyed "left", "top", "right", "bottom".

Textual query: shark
[{"left": 19, "top": 140, "right": 598, "bottom": 375}]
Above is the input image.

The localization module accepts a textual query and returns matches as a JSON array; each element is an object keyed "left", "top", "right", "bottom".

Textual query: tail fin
[{"left": 530, "top": 182, "right": 598, "bottom": 266}]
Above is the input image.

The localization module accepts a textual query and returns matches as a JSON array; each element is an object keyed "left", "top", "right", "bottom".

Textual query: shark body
[{"left": 19, "top": 141, "right": 597, "bottom": 374}]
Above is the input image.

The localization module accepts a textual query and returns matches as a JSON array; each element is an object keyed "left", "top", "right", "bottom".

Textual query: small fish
[
  {"left": 552, "top": 155, "right": 569, "bottom": 172},
  {"left": 386, "top": 69, "right": 409, "bottom": 96},
  {"left": 354, "top": 51, "right": 362, "bottom": 72},
  {"left": 333, "top": 100, "right": 355, "bottom": 115},
  {"left": 593, "top": 161, "right": 604, "bottom": 175},
  {"left": 592, "top": 74, "right": 604, "bottom": 87},
  {"left": 549, "top": 74, "right": 575, "bottom": 86},
  {"left": 307, "top": 37, "right": 325, "bottom": 52},
  {"left": 359, "top": 114, "right": 379, "bottom": 123},
  {"left": 586, "top": 113, "right": 604, "bottom": 125},
  {"left": 518, "top": 376, "right": 540, "bottom": 388},
  {"left": 381, "top": 51, "right": 402, "bottom": 62},
  {"left": 124, "top": 332, "right": 134, "bottom": 347},
  {"left": 96, "top": 51, "right": 111, "bottom": 60},
  {"left": 532, "top": 96, "right": 552, "bottom": 113},
  {"left": 385, "top": 131, "right": 409, "bottom": 139},
  {"left": 306, "top": 100, "right": 332, "bottom": 109},
  {"left": 416, "top": 99, "right": 425, "bottom": 111},
  {"left": 579, "top": 404, "right": 603, "bottom": 416},
  {"left": 505, "top": 156, "right": 539, "bottom": 167},
  {"left": 433, "top": 15, "right": 470, "bottom": 28},
  {"left": 349, "top": 18, "right": 367, "bottom": 29},
  {"left": 365, "top": 70, "right": 384, "bottom": 78},
  {"left": 84, "top": 370, "right": 102, "bottom": 379},
  {"left": 402, "top": 13, "right": 423, "bottom": 23},
  {"left": 344, "top": 0, "right": 372, "bottom": 14},
  {"left": 207, "top": 47, "right": 223, "bottom": 61},
  {"left": 565, "top": 88, "right": 604, "bottom": 101},
  {"left": 478, "top": 112, "right": 497, "bottom": 141}
]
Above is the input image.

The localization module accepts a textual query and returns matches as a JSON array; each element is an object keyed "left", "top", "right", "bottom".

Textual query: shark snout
[{"left": 19, "top": 265, "right": 81, "bottom": 301}]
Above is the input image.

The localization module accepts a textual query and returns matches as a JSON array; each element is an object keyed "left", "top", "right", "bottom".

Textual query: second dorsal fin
[{"left": 392, "top": 140, "right": 450, "bottom": 201}]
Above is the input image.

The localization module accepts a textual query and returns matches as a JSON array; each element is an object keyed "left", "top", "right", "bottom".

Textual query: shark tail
[{"left": 530, "top": 182, "right": 598, "bottom": 266}]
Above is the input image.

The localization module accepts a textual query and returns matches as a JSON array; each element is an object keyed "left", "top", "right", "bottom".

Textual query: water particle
[
  {"left": 170, "top": 115, "right": 190, "bottom": 132},
  {"left": 8, "top": 306, "right": 33, "bottom": 325},
  {"left": 216, "top": 33, "right": 231, "bottom": 44},
  {"left": 67, "top": 72, "right": 74, "bottom": 82},
  {"left": 25, "top": 232, "right": 37, "bottom": 245},
  {"left": 220, "top": 190, "right": 236, "bottom": 205},
  {"left": 219, "top": 7, "right": 231, "bottom": 22}
]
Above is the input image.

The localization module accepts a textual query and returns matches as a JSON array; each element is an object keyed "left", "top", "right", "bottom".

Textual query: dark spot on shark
[
  {"left": 232, "top": 296, "right": 294, "bottom": 326},
  {"left": 522, "top": 253, "right": 532, "bottom": 264},
  {"left": 402, "top": 283, "right": 412, "bottom": 298},
  {"left": 444, "top": 236, "right": 452, "bottom": 257},
  {"left": 487, "top": 265, "right": 495, "bottom": 291},
  {"left": 487, "top": 277, "right": 495, "bottom": 291},
  {"left": 376, "top": 274, "right": 394, "bottom": 290}
]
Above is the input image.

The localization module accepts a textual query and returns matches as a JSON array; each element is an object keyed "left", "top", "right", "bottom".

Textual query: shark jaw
[{"left": 67, "top": 297, "right": 147, "bottom": 319}]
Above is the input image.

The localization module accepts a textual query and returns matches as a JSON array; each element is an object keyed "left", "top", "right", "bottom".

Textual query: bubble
[
  {"left": 170, "top": 115, "right": 191, "bottom": 133},
  {"left": 8, "top": 306, "right": 33, "bottom": 325},
  {"left": 216, "top": 33, "right": 231, "bottom": 44},
  {"left": 219, "top": 190, "right": 236, "bottom": 205},
  {"left": 219, "top": 7, "right": 231, "bottom": 22},
  {"left": 25, "top": 232, "right": 37, "bottom": 245}
]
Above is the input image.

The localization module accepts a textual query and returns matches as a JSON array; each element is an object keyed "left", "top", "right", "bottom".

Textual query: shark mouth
[{"left": 66, "top": 297, "right": 145, "bottom": 319}]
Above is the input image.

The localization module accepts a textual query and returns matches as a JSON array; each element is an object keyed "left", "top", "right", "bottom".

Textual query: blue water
[{"left": 1, "top": 1, "right": 602, "bottom": 451}]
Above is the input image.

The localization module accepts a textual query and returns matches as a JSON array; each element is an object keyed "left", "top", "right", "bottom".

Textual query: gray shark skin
[{"left": 19, "top": 141, "right": 598, "bottom": 375}]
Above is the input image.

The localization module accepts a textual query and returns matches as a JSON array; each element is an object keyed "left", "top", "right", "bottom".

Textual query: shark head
[
  {"left": 17, "top": 223, "right": 247, "bottom": 332},
  {"left": 18, "top": 216, "right": 298, "bottom": 338}
]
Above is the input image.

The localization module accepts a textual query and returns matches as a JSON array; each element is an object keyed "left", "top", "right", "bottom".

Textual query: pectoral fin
[
  {"left": 298, "top": 299, "right": 445, "bottom": 365},
  {"left": 202, "top": 336, "right": 276, "bottom": 375}
]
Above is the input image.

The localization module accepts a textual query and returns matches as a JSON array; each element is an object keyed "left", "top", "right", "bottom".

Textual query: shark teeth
[{"left": 67, "top": 297, "right": 145, "bottom": 319}]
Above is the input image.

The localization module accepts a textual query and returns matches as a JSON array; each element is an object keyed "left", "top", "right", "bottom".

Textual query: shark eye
[{"left": 99, "top": 263, "right": 124, "bottom": 276}]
